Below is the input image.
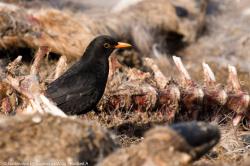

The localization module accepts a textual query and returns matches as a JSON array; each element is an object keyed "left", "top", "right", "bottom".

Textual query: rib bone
[
  {"left": 1, "top": 52, "right": 250, "bottom": 126},
  {"left": 226, "top": 65, "right": 249, "bottom": 126},
  {"left": 173, "top": 56, "right": 204, "bottom": 119},
  {"left": 3, "top": 47, "right": 67, "bottom": 117},
  {"left": 173, "top": 56, "right": 191, "bottom": 83},
  {"left": 203, "top": 62, "right": 216, "bottom": 86},
  {"left": 203, "top": 63, "right": 227, "bottom": 106}
]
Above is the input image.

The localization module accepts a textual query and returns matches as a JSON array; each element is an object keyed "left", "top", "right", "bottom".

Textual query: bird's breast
[{"left": 91, "top": 59, "right": 109, "bottom": 88}]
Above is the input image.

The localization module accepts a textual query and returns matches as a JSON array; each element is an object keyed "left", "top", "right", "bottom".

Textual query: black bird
[{"left": 46, "top": 35, "right": 131, "bottom": 115}]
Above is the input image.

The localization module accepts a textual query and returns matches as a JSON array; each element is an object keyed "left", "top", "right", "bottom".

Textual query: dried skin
[
  {"left": 0, "top": 114, "right": 118, "bottom": 165},
  {"left": 100, "top": 127, "right": 193, "bottom": 166},
  {"left": 0, "top": 0, "right": 207, "bottom": 59}
]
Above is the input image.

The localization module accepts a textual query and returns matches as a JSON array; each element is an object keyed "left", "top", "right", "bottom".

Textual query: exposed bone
[
  {"left": 202, "top": 63, "right": 228, "bottom": 106},
  {"left": 1, "top": 52, "right": 250, "bottom": 126},
  {"left": 143, "top": 57, "right": 168, "bottom": 89},
  {"left": 3, "top": 46, "right": 67, "bottom": 117},
  {"left": 6, "top": 56, "right": 22, "bottom": 76},
  {"left": 103, "top": 58, "right": 159, "bottom": 112},
  {"left": 228, "top": 65, "right": 241, "bottom": 91},
  {"left": 54, "top": 55, "right": 68, "bottom": 79},
  {"left": 173, "top": 56, "right": 191, "bottom": 83},
  {"left": 30, "top": 46, "right": 50, "bottom": 76},
  {"left": 203, "top": 62, "right": 216, "bottom": 86},
  {"left": 32, "top": 95, "right": 67, "bottom": 117},
  {"left": 0, "top": 0, "right": 249, "bottom": 129},
  {"left": 203, "top": 87, "right": 228, "bottom": 107},
  {"left": 226, "top": 65, "right": 249, "bottom": 126},
  {"left": 4, "top": 75, "right": 32, "bottom": 99},
  {"left": 173, "top": 56, "right": 204, "bottom": 119}
]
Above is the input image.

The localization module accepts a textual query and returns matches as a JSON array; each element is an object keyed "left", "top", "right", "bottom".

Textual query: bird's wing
[
  {"left": 46, "top": 72, "right": 99, "bottom": 115},
  {"left": 58, "top": 85, "right": 100, "bottom": 112},
  {"left": 48, "top": 83, "right": 95, "bottom": 105},
  {"left": 46, "top": 63, "right": 96, "bottom": 106}
]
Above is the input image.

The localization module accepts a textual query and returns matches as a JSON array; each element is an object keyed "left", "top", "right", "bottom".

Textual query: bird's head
[{"left": 84, "top": 35, "right": 131, "bottom": 59}]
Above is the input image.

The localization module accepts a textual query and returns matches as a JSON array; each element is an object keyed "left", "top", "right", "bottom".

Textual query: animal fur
[{"left": 0, "top": 0, "right": 207, "bottom": 60}]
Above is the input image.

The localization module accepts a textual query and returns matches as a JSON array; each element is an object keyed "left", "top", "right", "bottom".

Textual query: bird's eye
[{"left": 104, "top": 43, "right": 111, "bottom": 48}]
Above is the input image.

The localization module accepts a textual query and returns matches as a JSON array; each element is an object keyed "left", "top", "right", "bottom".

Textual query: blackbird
[{"left": 46, "top": 35, "right": 131, "bottom": 115}]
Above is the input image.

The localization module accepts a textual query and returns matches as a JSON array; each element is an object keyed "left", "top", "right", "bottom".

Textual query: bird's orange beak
[{"left": 115, "top": 42, "right": 132, "bottom": 49}]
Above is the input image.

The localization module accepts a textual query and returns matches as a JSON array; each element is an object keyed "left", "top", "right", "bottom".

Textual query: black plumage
[{"left": 46, "top": 35, "right": 131, "bottom": 115}]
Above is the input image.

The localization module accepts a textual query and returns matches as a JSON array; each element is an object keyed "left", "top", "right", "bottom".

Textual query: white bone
[
  {"left": 173, "top": 56, "right": 191, "bottom": 80},
  {"left": 202, "top": 62, "right": 216, "bottom": 82},
  {"left": 228, "top": 65, "right": 241, "bottom": 90}
]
